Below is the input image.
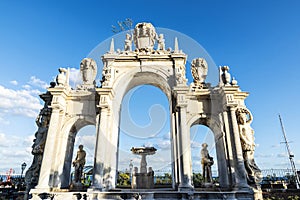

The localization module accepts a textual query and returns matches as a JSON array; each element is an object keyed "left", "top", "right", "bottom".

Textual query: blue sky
[{"left": 1, "top": 0, "right": 300, "bottom": 175}]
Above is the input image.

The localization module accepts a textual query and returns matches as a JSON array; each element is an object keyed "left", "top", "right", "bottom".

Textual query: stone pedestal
[
  {"left": 130, "top": 147, "right": 156, "bottom": 189},
  {"left": 140, "top": 154, "right": 147, "bottom": 173},
  {"left": 131, "top": 172, "right": 154, "bottom": 189},
  {"left": 69, "top": 181, "right": 86, "bottom": 192}
]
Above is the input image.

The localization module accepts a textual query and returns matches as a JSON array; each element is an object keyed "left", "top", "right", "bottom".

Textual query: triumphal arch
[{"left": 25, "top": 23, "right": 263, "bottom": 199}]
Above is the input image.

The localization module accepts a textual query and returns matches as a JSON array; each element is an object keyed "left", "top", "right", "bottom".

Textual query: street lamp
[
  {"left": 21, "top": 162, "right": 27, "bottom": 178},
  {"left": 129, "top": 160, "right": 133, "bottom": 182}
]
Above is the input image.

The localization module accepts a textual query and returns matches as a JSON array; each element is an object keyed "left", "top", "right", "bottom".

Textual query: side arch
[
  {"left": 58, "top": 116, "right": 96, "bottom": 188},
  {"left": 187, "top": 113, "right": 231, "bottom": 188}
]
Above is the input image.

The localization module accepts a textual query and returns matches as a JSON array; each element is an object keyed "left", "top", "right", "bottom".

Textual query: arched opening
[
  {"left": 190, "top": 124, "right": 219, "bottom": 188},
  {"left": 62, "top": 124, "right": 96, "bottom": 188},
  {"left": 71, "top": 125, "right": 96, "bottom": 186},
  {"left": 117, "top": 85, "right": 172, "bottom": 189}
]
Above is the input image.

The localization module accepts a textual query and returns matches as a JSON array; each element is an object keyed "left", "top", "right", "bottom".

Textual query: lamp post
[
  {"left": 21, "top": 162, "right": 27, "bottom": 178},
  {"left": 129, "top": 160, "right": 133, "bottom": 182}
]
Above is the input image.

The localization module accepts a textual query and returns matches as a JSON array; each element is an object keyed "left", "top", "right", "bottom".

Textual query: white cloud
[
  {"left": 163, "top": 132, "right": 171, "bottom": 140},
  {"left": 22, "top": 84, "right": 31, "bottom": 90},
  {"left": 192, "top": 155, "right": 201, "bottom": 160},
  {"left": 0, "top": 116, "right": 10, "bottom": 125},
  {"left": 74, "top": 134, "right": 96, "bottom": 166},
  {"left": 0, "top": 85, "right": 43, "bottom": 118},
  {"left": 191, "top": 140, "right": 201, "bottom": 148},
  {"left": 155, "top": 139, "right": 171, "bottom": 150},
  {"left": 28, "top": 76, "right": 48, "bottom": 89},
  {"left": 277, "top": 152, "right": 288, "bottom": 158},
  {"left": 143, "top": 141, "right": 154, "bottom": 147},
  {"left": 75, "top": 135, "right": 95, "bottom": 152},
  {"left": 0, "top": 133, "right": 33, "bottom": 173},
  {"left": 10, "top": 80, "right": 18, "bottom": 85},
  {"left": 271, "top": 144, "right": 280, "bottom": 148},
  {"left": 69, "top": 68, "right": 81, "bottom": 88},
  {"left": 256, "top": 153, "right": 273, "bottom": 158}
]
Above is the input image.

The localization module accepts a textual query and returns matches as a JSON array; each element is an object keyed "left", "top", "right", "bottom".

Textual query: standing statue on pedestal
[
  {"left": 236, "top": 108, "right": 262, "bottom": 187},
  {"left": 201, "top": 143, "right": 214, "bottom": 184},
  {"left": 72, "top": 145, "right": 86, "bottom": 183},
  {"left": 157, "top": 34, "right": 165, "bottom": 50},
  {"left": 124, "top": 33, "right": 132, "bottom": 51},
  {"left": 56, "top": 68, "right": 68, "bottom": 87}
]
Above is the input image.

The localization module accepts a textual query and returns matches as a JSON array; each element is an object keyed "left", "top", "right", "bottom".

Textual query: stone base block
[
  {"left": 131, "top": 173, "right": 154, "bottom": 189},
  {"left": 29, "top": 189, "right": 261, "bottom": 200},
  {"left": 70, "top": 182, "right": 86, "bottom": 192}
]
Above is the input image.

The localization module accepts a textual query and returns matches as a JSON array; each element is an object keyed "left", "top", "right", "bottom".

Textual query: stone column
[
  {"left": 177, "top": 106, "right": 193, "bottom": 190},
  {"left": 171, "top": 112, "right": 179, "bottom": 189},
  {"left": 105, "top": 109, "right": 118, "bottom": 190},
  {"left": 140, "top": 154, "right": 147, "bottom": 173},
  {"left": 213, "top": 115, "right": 230, "bottom": 188},
  {"left": 59, "top": 133, "right": 75, "bottom": 189},
  {"left": 229, "top": 106, "right": 248, "bottom": 188},
  {"left": 35, "top": 107, "right": 62, "bottom": 190},
  {"left": 91, "top": 107, "right": 108, "bottom": 191},
  {"left": 222, "top": 110, "right": 235, "bottom": 186}
]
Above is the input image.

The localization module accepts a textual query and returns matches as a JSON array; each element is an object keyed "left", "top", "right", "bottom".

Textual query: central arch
[
  {"left": 113, "top": 71, "right": 174, "bottom": 189},
  {"left": 91, "top": 46, "right": 190, "bottom": 189},
  {"left": 117, "top": 84, "right": 172, "bottom": 188}
]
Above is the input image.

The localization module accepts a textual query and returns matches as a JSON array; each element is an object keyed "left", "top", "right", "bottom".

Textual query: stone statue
[
  {"left": 148, "top": 167, "right": 154, "bottom": 176},
  {"left": 236, "top": 108, "right": 262, "bottom": 186},
  {"left": 80, "top": 58, "right": 97, "bottom": 87},
  {"left": 124, "top": 33, "right": 132, "bottom": 51},
  {"left": 176, "top": 64, "right": 188, "bottom": 85},
  {"left": 133, "top": 167, "right": 138, "bottom": 175},
  {"left": 32, "top": 108, "right": 51, "bottom": 154},
  {"left": 201, "top": 143, "right": 214, "bottom": 183},
  {"left": 56, "top": 68, "right": 68, "bottom": 87},
  {"left": 157, "top": 34, "right": 165, "bottom": 50},
  {"left": 220, "top": 66, "right": 231, "bottom": 85},
  {"left": 101, "top": 62, "right": 111, "bottom": 87},
  {"left": 133, "top": 23, "right": 157, "bottom": 50},
  {"left": 24, "top": 104, "right": 52, "bottom": 199},
  {"left": 72, "top": 145, "right": 86, "bottom": 183},
  {"left": 191, "top": 58, "right": 208, "bottom": 86}
]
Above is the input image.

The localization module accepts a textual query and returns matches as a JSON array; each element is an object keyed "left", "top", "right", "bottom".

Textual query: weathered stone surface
[{"left": 27, "top": 22, "right": 262, "bottom": 200}]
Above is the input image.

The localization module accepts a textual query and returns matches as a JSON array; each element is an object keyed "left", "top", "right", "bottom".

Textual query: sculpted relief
[
  {"left": 80, "top": 58, "right": 97, "bottom": 87},
  {"left": 133, "top": 22, "right": 157, "bottom": 50},
  {"left": 25, "top": 106, "right": 52, "bottom": 197},
  {"left": 191, "top": 58, "right": 208, "bottom": 88}
]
